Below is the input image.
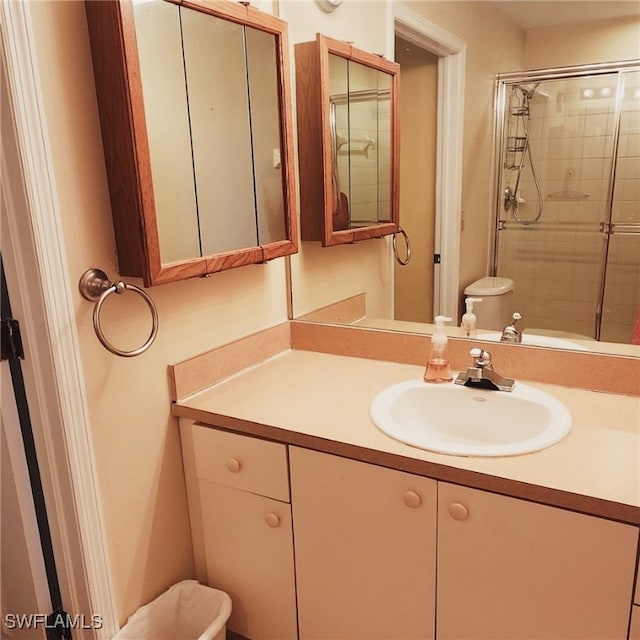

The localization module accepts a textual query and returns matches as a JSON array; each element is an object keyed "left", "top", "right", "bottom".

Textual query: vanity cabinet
[
  {"left": 85, "top": 0, "right": 298, "bottom": 286},
  {"left": 181, "top": 423, "right": 297, "bottom": 640},
  {"left": 295, "top": 34, "right": 400, "bottom": 246},
  {"left": 180, "top": 422, "right": 639, "bottom": 640},
  {"left": 289, "top": 446, "right": 437, "bottom": 639},
  {"left": 438, "top": 483, "right": 639, "bottom": 640}
]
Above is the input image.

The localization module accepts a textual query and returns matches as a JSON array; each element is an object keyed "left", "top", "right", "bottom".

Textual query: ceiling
[{"left": 490, "top": 1, "right": 640, "bottom": 30}]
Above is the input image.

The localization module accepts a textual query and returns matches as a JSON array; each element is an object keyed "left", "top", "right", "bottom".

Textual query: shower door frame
[{"left": 491, "top": 59, "right": 640, "bottom": 341}]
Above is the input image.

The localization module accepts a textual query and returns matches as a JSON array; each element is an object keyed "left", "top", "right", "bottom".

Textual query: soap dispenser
[
  {"left": 461, "top": 297, "right": 483, "bottom": 338},
  {"left": 424, "top": 316, "right": 453, "bottom": 383}
]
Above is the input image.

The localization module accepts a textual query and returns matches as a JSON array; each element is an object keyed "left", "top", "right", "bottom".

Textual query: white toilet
[{"left": 464, "top": 277, "right": 515, "bottom": 331}]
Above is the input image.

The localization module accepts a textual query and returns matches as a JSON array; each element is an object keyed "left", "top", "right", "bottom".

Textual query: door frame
[
  {"left": 1, "top": 357, "right": 52, "bottom": 638},
  {"left": 392, "top": 4, "right": 466, "bottom": 321},
  {"left": 1, "top": 2, "right": 118, "bottom": 638}
]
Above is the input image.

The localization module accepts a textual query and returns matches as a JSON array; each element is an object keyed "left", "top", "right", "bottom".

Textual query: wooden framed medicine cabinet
[
  {"left": 295, "top": 34, "right": 400, "bottom": 246},
  {"left": 85, "top": 0, "right": 298, "bottom": 286}
]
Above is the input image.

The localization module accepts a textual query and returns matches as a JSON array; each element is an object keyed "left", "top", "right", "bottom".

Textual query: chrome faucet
[
  {"left": 501, "top": 312, "right": 522, "bottom": 344},
  {"left": 454, "top": 348, "right": 515, "bottom": 392}
]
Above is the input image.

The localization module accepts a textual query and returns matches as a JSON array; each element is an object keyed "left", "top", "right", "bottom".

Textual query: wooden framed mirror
[
  {"left": 295, "top": 33, "right": 400, "bottom": 246},
  {"left": 85, "top": 0, "right": 298, "bottom": 286}
]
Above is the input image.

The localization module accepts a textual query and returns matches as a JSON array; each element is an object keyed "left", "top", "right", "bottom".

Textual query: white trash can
[{"left": 113, "top": 580, "right": 232, "bottom": 640}]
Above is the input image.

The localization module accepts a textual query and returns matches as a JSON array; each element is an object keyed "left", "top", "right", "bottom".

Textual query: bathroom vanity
[{"left": 172, "top": 325, "right": 640, "bottom": 640}]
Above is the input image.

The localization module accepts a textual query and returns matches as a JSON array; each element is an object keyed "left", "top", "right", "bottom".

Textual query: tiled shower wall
[{"left": 497, "top": 71, "right": 640, "bottom": 343}]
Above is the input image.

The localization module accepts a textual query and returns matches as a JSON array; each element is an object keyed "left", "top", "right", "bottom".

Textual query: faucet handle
[
  {"left": 501, "top": 312, "right": 523, "bottom": 344},
  {"left": 470, "top": 348, "right": 492, "bottom": 368}
]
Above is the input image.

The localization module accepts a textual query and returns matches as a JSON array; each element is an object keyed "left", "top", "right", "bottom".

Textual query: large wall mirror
[
  {"left": 290, "top": 1, "right": 639, "bottom": 359},
  {"left": 295, "top": 34, "right": 400, "bottom": 246},
  {"left": 85, "top": 0, "right": 298, "bottom": 286}
]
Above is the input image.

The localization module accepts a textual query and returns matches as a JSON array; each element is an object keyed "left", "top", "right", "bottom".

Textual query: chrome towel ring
[
  {"left": 392, "top": 227, "right": 411, "bottom": 266},
  {"left": 79, "top": 268, "right": 158, "bottom": 357}
]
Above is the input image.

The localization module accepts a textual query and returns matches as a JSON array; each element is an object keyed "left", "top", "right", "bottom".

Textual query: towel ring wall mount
[
  {"left": 79, "top": 268, "right": 159, "bottom": 357},
  {"left": 392, "top": 227, "right": 411, "bottom": 266}
]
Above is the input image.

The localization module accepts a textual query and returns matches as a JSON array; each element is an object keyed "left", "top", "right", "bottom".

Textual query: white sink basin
[{"left": 370, "top": 379, "right": 572, "bottom": 457}]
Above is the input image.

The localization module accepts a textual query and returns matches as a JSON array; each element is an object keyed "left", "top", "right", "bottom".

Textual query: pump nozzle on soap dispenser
[
  {"left": 424, "top": 316, "right": 453, "bottom": 383},
  {"left": 461, "top": 297, "right": 483, "bottom": 338}
]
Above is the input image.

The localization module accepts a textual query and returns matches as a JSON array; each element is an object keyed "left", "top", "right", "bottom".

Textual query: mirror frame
[
  {"left": 295, "top": 33, "right": 401, "bottom": 246},
  {"left": 85, "top": 0, "right": 298, "bottom": 286}
]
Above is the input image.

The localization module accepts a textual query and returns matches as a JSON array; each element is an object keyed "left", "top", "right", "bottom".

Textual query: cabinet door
[
  {"left": 290, "top": 446, "right": 437, "bottom": 640},
  {"left": 438, "top": 483, "right": 639, "bottom": 640},
  {"left": 295, "top": 34, "right": 400, "bottom": 246},
  {"left": 631, "top": 606, "right": 640, "bottom": 639},
  {"left": 199, "top": 481, "right": 297, "bottom": 640}
]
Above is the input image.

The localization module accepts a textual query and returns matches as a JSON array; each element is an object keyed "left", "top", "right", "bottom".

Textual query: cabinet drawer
[{"left": 192, "top": 425, "right": 289, "bottom": 502}]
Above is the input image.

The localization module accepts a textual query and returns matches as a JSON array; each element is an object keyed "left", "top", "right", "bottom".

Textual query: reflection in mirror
[
  {"left": 494, "top": 65, "right": 640, "bottom": 347},
  {"left": 291, "top": 1, "right": 639, "bottom": 358},
  {"left": 134, "top": 0, "right": 198, "bottom": 263},
  {"left": 86, "top": 0, "right": 297, "bottom": 286},
  {"left": 328, "top": 53, "right": 349, "bottom": 231},
  {"left": 180, "top": 9, "right": 257, "bottom": 255},
  {"left": 135, "top": 0, "right": 287, "bottom": 257},
  {"left": 329, "top": 56, "right": 394, "bottom": 231},
  {"left": 246, "top": 27, "right": 289, "bottom": 246},
  {"left": 295, "top": 34, "right": 399, "bottom": 246}
]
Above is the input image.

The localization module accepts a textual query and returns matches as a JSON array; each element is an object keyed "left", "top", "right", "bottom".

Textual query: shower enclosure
[{"left": 492, "top": 61, "right": 639, "bottom": 344}]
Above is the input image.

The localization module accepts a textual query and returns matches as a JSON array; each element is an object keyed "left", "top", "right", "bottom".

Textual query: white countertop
[{"left": 174, "top": 349, "right": 640, "bottom": 524}]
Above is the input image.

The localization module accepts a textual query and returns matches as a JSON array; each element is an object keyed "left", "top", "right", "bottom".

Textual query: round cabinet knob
[
  {"left": 225, "top": 457, "right": 242, "bottom": 473},
  {"left": 448, "top": 502, "right": 470, "bottom": 521},
  {"left": 265, "top": 513, "right": 281, "bottom": 528},
  {"left": 403, "top": 490, "right": 422, "bottom": 509}
]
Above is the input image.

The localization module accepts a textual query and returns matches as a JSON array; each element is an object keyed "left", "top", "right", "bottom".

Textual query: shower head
[
  {"left": 517, "top": 82, "right": 550, "bottom": 99},
  {"left": 519, "top": 83, "right": 539, "bottom": 99}
]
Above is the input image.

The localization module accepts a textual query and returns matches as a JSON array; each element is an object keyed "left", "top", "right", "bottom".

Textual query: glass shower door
[
  {"left": 599, "top": 70, "right": 640, "bottom": 344},
  {"left": 495, "top": 72, "right": 619, "bottom": 339}
]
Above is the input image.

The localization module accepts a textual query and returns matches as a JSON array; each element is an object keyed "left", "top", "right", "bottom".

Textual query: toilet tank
[{"left": 464, "top": 277, "right": 514, "bottom": 331}]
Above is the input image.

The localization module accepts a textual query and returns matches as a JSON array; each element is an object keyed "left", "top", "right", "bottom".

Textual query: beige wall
[
  {"left": 525, "top": 16, "right": 640, "bottom": 69},
  {"left": 27, "top": 0, "right": 289, "bottom": 623}
]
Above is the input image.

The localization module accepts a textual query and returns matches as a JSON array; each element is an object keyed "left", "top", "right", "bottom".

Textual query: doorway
[
  {"left": 393, "top": 5, "right": 466, "bottom": 322},
  {"left": 394, "top": 37, "right": 438, "bottom": 324},
  {"left": 1, "top": 258, "right": 67, "bottom": 639}
]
